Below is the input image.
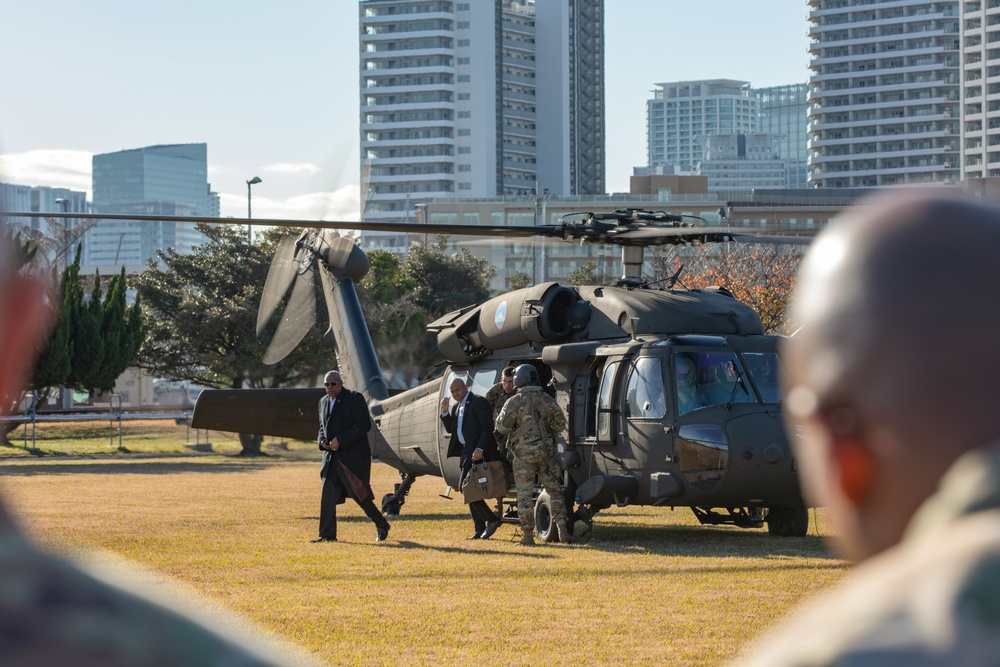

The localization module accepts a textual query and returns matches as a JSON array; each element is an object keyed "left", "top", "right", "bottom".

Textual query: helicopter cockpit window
[
  {"left": 675, "top": 351, "right": 754, "bottom": 415},
  {"left": 596, "top": 361, "right": 619, "bottom": 439},
  {"left": 742, "top": 352, "right": 780, "bottom": 404},
  {"left": 623, "top": 356, "right": 666, "bottom": 420}
]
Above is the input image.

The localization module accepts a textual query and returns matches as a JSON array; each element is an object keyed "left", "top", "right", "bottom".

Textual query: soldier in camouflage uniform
[
  {"left": 732, "top": 195, "right": 1000, "bottom": 666},
  {"left": 485, "top": 365, "right": 517, "bottom": 488},
  {"left": 0, "top": 215, "right": 307, "bottom": 665},
  {"left": 496, "top": 364, "right": 570, "bottom": 546}
]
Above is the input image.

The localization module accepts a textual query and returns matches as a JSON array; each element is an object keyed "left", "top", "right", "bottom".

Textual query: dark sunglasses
[{"left": 325, "top": 381, "right": 340, "bottom": 387}]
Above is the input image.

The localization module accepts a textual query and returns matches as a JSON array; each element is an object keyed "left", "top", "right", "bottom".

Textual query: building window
[
  {"left": 457, "top": 2, "right": 470, "bottom": 10},
  {"left": 458, "top": 182, "right": 472, "bottom": 190},
  {"left": 458, "top": 164, "right": 472, "bottom": 172},
  {"left": 457, "top": 20, "right": 470, "bottom": 28},
  {"left": 458, "top": 111, "right": 471, "bottom": 118},
  {"left": 458, "top": 129, "right": 471, "bottom": 136},
  {"left": 458, "top": 75, "right": 471, "bottom": 82},
  {"left": 457, "top": 39, "right": 470, "bottom": 47},
  {"left": 458, "top": 93, "right": 470, "bottom": 100},
  {"left": 457, "top": 57, "right": 470, "bottom": 65},
  {"left": 458, "top": 147, "right": 471, "bottom": 154}
]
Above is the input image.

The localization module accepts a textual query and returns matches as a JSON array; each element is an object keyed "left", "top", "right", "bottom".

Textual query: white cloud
[
  {"left": 0, "top": 149, "right": 93, "bottom": 195},
  {"left": 218, "top": 183, "right": 360, "bottom": 223},
  {"left": 0, "top": 150, "right": 360, "bottom": 226},
  {"left": 260, "top": 162, "right": 322, "bottom": 176}
]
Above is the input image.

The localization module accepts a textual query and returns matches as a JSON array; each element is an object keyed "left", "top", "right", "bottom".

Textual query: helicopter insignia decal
[{"left": 495, "top": 301, "right": 507, "bottom": 330}]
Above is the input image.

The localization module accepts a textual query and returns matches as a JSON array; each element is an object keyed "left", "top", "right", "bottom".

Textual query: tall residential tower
[
  {"left": 806, "top": 0, "right": 961, "bottom": 188},
  {"left": 359, "top": 0, "right": 605, "bottom": 229},
  {"left": 646, "top": 80, "right": 758, "bottom": 173}
]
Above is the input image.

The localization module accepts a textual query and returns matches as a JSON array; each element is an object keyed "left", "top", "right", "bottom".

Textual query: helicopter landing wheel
[
  {"left": 534, "top": 491, "right": 558, "bottom": 543},
  {"left": 381, "top": 493, "right": 402, "bottom": 517},
  {"left": 766, "top": 507, "right": 809, "bottom": 537}
]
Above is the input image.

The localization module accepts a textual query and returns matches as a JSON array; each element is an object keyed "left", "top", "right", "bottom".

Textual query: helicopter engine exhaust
[{"left": 433, "top": 282, "right": 591, "bottom": 363}]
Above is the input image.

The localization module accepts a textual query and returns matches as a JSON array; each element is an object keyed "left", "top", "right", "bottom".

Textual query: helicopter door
[{"left": 621, "top": 356, "right": 671, "bottom": 470}]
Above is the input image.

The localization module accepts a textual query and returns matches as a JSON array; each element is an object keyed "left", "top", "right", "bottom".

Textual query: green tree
[
  {"left": 357, "top": 249, "right": 430, "bottom": 387},
  {"left": 29, "top": 245, "right": 144, "bottom": 396},
  {"left": 567, "top": 261, "right": 608, "bottom": 287},
  {"left": 506, "top": 271, "right": 532, "bottom": 292},
  {"left": 10, "top": 243, "right": 143, "bottom": 446},
  {"left": 648, "top": 243, "right": 804, "bottom": 334},
  {"left": 404, "top": 236, "right": 495, "bottom": 318},
  {"left": 134, "top": 224, "right": 331, "bottom": 455},
  {"left": 31, "top": 266, "right": 72, "bottom": 394}
]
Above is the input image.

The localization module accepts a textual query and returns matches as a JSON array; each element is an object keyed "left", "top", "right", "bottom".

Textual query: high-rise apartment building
[
  {"left": 87, "top": 143, "right": 213, "bottom": 268},
  {"left": 536, "top": 0, "right": 605, "bottom": 196},
  {"left": 359, "top": 0, "right": 604, "bottom": 230},
  {"left": 696, "top": 133, "right": 787, "bottom": 191},
  {"left": 807, "top": 0, "right": 961, "bottom": 188},
  {"left": 755, "top": 83, "right": 811, "bottom": 188},
  {"left": 646, "top": 80, "right": 758, "bottom": 173},
  {"left": 960, "top": 0, "right": 1000, "bottom": 178}
]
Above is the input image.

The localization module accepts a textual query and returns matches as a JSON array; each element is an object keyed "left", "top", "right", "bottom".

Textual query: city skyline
[{"left": 0, "top": 1, "right": 809, "bottom": 221}]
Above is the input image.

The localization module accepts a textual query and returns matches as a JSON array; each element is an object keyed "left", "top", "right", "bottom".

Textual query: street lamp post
[
  {"left": 246, "top": 176, "right": 262, "bottom": 243},
  {"left": 54, "top": 197, "right": 71, "bottom": 410},
  {"left": 54, "top": 197, "right": 70, "bottom": 269}
]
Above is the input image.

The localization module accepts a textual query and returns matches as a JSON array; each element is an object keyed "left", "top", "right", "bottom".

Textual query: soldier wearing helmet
[{"left": 496, "top": 364, "right": 570, "bottom": 545}]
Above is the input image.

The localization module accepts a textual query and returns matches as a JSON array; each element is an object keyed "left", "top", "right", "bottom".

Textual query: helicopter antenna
[{"left": 666, "top": 263, "right": 685, "bottom": 289}]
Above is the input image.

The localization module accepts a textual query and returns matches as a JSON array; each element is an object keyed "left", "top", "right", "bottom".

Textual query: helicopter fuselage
[{"left": 368, "top": 283, "right": 802, "bottom": 521}]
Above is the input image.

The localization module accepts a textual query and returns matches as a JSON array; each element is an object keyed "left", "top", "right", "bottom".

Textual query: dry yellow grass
[{"left": 0, "top": 455, "right": 847, "bottom": 666}]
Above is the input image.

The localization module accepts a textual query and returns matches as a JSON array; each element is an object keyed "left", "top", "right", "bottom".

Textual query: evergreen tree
[{"left": 31, "top": 265, "right": 72, "bottom": 393}]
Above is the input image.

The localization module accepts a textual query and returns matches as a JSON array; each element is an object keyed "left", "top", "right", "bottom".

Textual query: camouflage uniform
[
  {"left": 485, "top": 380, "right": 517, "bottom": 486},
  {"left": 0, "top": 511, "right": 309, "bottom": 666},
  {"left": 731, "top": 439, "right": 1000, "bottom": 667},
  {"left": 495, "top": 386, "right": 568, "bottom": 536}
]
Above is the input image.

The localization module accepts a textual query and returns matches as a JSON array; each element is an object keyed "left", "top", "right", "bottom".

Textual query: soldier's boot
[
  {"left": 556, "top": 520, "right": 571, "bottom": 544},
  {"left": 519, "top": 531, "right": 535, "bottom": 546}
]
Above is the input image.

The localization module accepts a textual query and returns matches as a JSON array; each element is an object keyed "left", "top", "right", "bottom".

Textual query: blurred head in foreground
[
  {"left": 0, "top": 224, "right": 55, "bottom": 422},
  {"left": 734, "top": 191, "right": 1000, "bottom": 666},
  {"left": 783, "top": 192, "right": 1000, "bottom": 562}
]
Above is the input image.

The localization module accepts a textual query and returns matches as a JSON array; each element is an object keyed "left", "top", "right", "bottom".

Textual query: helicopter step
[
  {"left": 575, "top": 475, "right": 639, "bottom": 509},
  {"left": 691, "top": 506, "right": 766, "bottom": 529}
]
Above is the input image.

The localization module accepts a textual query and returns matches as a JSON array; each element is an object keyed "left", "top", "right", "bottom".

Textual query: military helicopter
[{"left": 16, "top": 208, "right": 812, "bottom": 541}]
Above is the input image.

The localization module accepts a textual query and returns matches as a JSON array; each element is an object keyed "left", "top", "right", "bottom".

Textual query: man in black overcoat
[
  {"left": 315, "top": 370, "right": 391, "bottom": 543},
  {"left": 440, "top": 378, "right": 501, "bottom": 540}
]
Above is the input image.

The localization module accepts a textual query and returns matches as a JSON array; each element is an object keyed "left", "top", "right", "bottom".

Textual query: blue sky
[{"left": 0, "top": 0, "right": 809, "bottom": 219}]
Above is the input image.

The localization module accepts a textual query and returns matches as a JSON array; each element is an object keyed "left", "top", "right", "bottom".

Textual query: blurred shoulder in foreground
[{"left": 0, "top": 221, "right": 314, "bottom": 665}]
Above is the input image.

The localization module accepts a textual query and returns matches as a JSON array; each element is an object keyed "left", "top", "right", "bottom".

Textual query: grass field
[{"left": 0, "top": 424, "right": 848, "bottom": 666}]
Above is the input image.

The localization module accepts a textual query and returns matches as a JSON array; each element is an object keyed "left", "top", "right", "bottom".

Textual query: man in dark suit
[
  {"left": 315, "top": 370, "right": 391, "bottom": 543},
  {"left": 440, "top": 377, "right": 501, "bottom": 540}
]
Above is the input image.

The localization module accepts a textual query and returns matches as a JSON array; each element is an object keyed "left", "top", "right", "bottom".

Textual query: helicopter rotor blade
[
  {"left": 9, "top": 211, "right": 816, "bottom": 248},
  {"left": 262, "top": 263, "right": 317, "bottom": 365},
  {"left": 257, "top": 234, "right": 303, "bottom": 335},
  {"left": 728, "top": 233, "right": 812, "bottom": 246}
]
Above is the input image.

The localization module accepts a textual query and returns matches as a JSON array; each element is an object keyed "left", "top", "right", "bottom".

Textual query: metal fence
[{"left": 1, "top": 391, "right": 194, "bottom": 450}]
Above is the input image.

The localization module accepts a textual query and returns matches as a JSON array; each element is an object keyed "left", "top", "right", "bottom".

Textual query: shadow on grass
[
  {"left": 0, "top": 458, "right": 281, "bottom": 477},
  {"left": 380, "top": 539, "right": 556, "bottom": 558},
  {"left": 579, "top": 522, "right": 840, "bottom": 561},
  {"left": 296, "top": 514, "right": 461, "bottom": 523}
]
